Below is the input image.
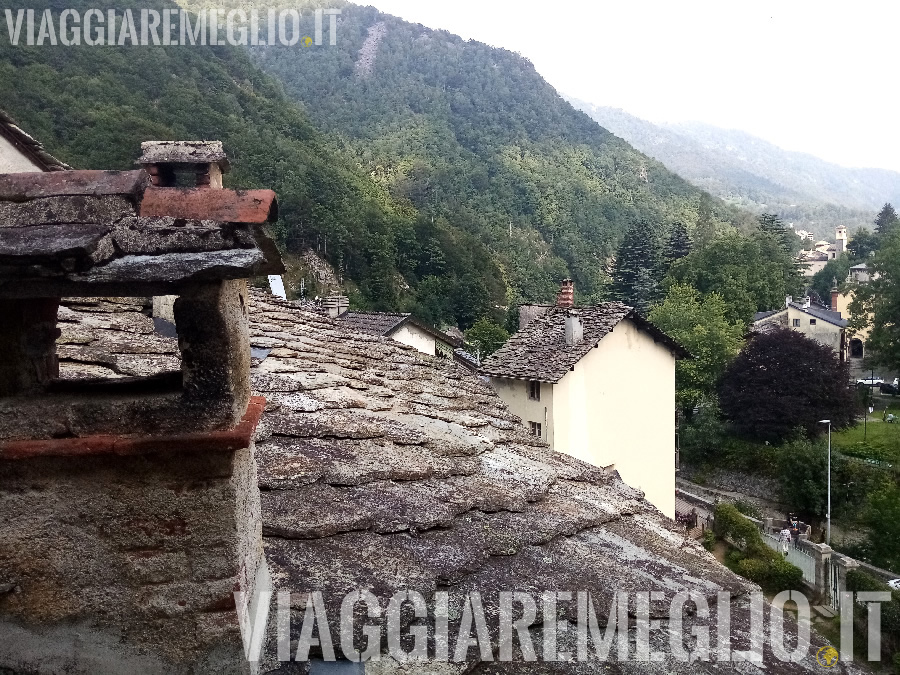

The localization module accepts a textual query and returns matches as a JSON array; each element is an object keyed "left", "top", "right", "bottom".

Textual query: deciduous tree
[
  {"left": 649, "top": 284, "right": 744, "bottom": 412},
  {"left": 717, "top": 327, "right": 855, "bottom": 443}
]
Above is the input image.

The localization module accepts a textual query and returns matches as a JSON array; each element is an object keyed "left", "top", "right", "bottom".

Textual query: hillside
[
  {"left": 241, "top": 2, "right": 754, "bottom": 308},
  {"left": 1, "top": 0, "right": 752, "bottom": 330},
  {"left": 569, "top": 101, "right": 900, "bottom": 238}
]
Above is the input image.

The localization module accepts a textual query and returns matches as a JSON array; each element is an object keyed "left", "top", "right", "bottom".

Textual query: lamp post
[{"left": 819, "top": 419, "right": 832, "bottom": 546}]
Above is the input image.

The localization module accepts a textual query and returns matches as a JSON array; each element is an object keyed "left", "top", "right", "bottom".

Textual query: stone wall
[{"left": 0, "top": 440, "right": 264, "bottom": 674}]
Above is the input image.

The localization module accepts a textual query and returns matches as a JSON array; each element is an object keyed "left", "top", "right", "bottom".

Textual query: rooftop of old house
[
  {"left": 480, "top": 303, "right": 689, "bottom": 383},
  {"left": 0, "top": 167, "right": 281, "bottom": 298},
  {"left": 0, "top": 109, "right": 71, "bottom": 172},
  {"left": 38, "top": 289, "right": 850, "bottom": 673},
  {"left": 334, "top": 309, "right": 462, "bottom": 347}
]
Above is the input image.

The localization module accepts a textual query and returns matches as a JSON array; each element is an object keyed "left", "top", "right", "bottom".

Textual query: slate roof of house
[
  {"left": 792, "top": 302, "right": 847, "bottom": 327},
  {"left": 753, "top": 304, "right": 847, "bottom": 328},
  {"left": 480, "top": 304, "right": 689, "bottom": 383},
  {"left": 753, "top": 309, "right": 783, "bottom": 322},
  {"left": 336, "top": 309, "right": 462, "bottom": 346},
  {"left": 0, "top": 109, "right": 71, "bottom": 171},
  {"left": 50, "top": 290, "right": 853, "bottom": 672},
  {"left": 334, "top": 310, "right": 410, "bottom": 336},
  {"left": 0, "top": 170, "right": 282, "bottom": 295}
]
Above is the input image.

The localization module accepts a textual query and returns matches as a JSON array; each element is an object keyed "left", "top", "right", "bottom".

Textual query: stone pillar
[
  {"left": 835, "top": 555, "right": 860, "bottom": 598},
  {"left": 803, "top": 541, "right": 833, "bottom": 602},
  {"left": 0, "top": 298, "right": 59, "bottom": 397},
  {"left": 174, "top": 280, "right": 250, "bottom": 428}
]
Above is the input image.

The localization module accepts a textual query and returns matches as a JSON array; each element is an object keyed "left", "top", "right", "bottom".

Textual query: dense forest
[{"left": 2, "top": 0, "right": 753, "bottom": 330}]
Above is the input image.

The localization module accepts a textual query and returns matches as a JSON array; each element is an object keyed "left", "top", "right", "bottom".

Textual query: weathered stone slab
[
  {"left": 0, "top": 195, "right": 135, "bottom": 228},
  {"left": 0, "top": 170, "right": 145, "bottom": 201}
]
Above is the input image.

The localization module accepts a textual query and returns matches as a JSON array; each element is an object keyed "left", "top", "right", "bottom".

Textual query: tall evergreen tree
[
  {"left": 757, "top": 213, "right": 795, "bottom": 253},
  {"left": 875, "top": 203, "right": 899, "bottom": 238},
  {"left": 611, "top": 222, "right": 663, "bottom": 315},
  {"left": 664, "top": 221, "right": 692, "bottom": 270},
  {"left": 694, "top": 193, "right": 717, "bottom": 249}
]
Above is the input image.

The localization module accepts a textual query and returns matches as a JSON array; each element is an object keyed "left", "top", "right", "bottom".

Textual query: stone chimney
[
  {"left": 785, "top": 295, "right": 793, "bottom": 308},
  {"left": 0, "top": 147, "right": 282, "bottom": 673},
  {"left": 803, "top": 296, "right": 811, "bottom": 309},
  {"left": 565, "top": 310, "right": 584, "bottom": 347},
  {"left": 556, "top": 279, "right": 574, "bottom": 308},
  {"left": 323, "top": 294, "right": 350, "bottom": 318},
  {"left": 137, "top": 140, "right": 230, "bottom": 188}
]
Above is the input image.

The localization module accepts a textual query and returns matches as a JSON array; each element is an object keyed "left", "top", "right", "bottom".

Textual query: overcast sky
[{"left": 369, "top": 0, "right": 900, "bottom": 172}]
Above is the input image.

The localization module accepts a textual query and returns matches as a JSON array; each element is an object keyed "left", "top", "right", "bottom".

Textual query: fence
[{"left": 761, "top": 532, "right": 817, "bottom": 584}]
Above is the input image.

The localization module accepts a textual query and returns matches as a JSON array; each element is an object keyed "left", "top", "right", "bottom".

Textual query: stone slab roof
[
  {"left": 50, "top": 290, "right": 853, "bottom": 673},
  {"left": 0, "top": 109, "right": 71, "bottom": 172},
  {"left": 481, "top": 304, "right": 688, "bottom": 382},
  {"left": 334, "top": 310, "right": 410, "bottom": 336},
  {"left": 0, "top": 170, "right": 282, "bottom": 295}
]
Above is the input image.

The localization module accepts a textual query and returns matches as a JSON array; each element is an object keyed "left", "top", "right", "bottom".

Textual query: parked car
[
  {"left": 882, "top": 381, "right": 899, "bottom": 396},
  {"left": 889, "top": 579, "right": 900, "bottom": 591},
  {"left": 857, "top": 376, "right": 885, "bottom": 386}
]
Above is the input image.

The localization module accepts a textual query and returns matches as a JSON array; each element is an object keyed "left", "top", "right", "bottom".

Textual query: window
[
  {"left": 809, "top": 319, "right": 817, "bottom": 325},
  {"left": 528, "top": 380, "right": 541, "bottom": 401},
  {"left": 529, "top": 421, "right": 542, "bottom": 437},
  {"left": 792, "top": 319, "right": 801, "bottom": 327}
]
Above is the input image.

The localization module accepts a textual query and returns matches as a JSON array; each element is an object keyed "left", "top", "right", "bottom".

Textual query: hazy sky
[{"left": 369, "top": 0, "right": 900, "bottom": 172}]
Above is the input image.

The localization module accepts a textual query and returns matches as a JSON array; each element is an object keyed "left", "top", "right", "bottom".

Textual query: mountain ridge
[{"left": 567, "top": 99, "right": 900, "bottom": 237}]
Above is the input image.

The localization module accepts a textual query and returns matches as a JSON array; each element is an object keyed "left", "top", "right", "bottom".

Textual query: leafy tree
[
  {"left": 849, "top": 229, "right": 900, "bottom": 371},
  {"left": 668, "top": 231, "right": 804, "bottom": 323},
  {"left": 847, "top": 227, "right": 878, "bottom": 261},
  {"left": 717, "top": 327, "right": 855, "bottom": 443},
  {"left": 775, "top": 435, "right": 828, "bottom": 521},
  {"left": 465, "top": 318, "right": 509, "bottom": 358},
  {"left": 663, "top": 221, "right": 692, "bottom": 270},
  {"left": 809, "top": 257, "right": 850, "bottom": 304},
  {"left": 694, "top": 192, "right": 717, "bottom": 249},
  {"left": 860, "top": 485, "right": 900, "bottom": 571},
  {"left": 875, "top": 203, "right": 899, "bottom": 238},
  {"left": 649, "top": 284, "right": 744, "bottom": 412},
  {"left": 610, "top": 221, "right": 663, "bottom": 315}
]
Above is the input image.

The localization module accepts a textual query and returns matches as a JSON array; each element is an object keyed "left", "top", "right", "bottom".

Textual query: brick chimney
[
  {"left": 556, "top": 279, "right": 574, "bottom": 308},
  {"left": 831, "top": 278, "right": 840, "bottom": 314},
  {"left": 0, "top": 146, "right": 282, "bottom": 673}
]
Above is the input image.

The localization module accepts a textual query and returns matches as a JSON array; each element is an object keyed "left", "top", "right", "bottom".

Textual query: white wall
[
  {"left": 488, "top": 376, "right": 553, "bottom": 444},
  {"left": 551, "top": 319, "right": 676, "bottom": 518},
  {"left": 786, "top": 306, "right": 842, "bottom": 353},
  {"left": 391, "top": 324, "right": 436, "bottom": 356},
  {"left": 0, "top": 134, "right": 42, "bottom": 173}
]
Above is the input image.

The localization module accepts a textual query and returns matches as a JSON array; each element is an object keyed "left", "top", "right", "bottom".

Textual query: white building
[{"left": 479, "top": 280, "right": 687, "bottom": 518}]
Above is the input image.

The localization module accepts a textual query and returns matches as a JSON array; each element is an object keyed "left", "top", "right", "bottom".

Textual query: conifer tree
[
  {"left": 757, "top": 213, "right": 794, "bottom": 253},
  {"left": 875, "top": 203, "right": 899, "bottom": 237},
  {"left": 664, "top": 221, "right": 692, "bottom": 270},
  {"left": 610, "top": 221, "right": 663, "bottom": 316}
]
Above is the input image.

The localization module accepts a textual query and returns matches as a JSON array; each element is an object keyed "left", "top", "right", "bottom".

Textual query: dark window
[
  {"left": 529, "top": 421, "right": 542, "bottom": 437},
  {"left": 850, "top": 338, "right": 864, "bottom": 358},
  {"left": 792, "top": 319, "right": 801, "bottom": 327},
  {"left": 809, "top": 319, "right": 817, "bottom": 325},
  {"left": 528, "top": 380, "right": 541, "bottom": 400}
]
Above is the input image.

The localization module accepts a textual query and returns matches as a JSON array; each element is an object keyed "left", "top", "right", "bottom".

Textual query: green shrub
[
  {"left": 845, "top": 570, "right": 900, "bottom": 660},
  {"left": 735, "top": 557, "right": 769, "bottom": 585},
  {"left": 714, "top": 503, "right": 759, "bottom": 548},
  {"left": 733, "top": 499, "right": 761, "bottom": 520},
  {"left": 702, "top": 529, "right": 716, "bottom": 551}
]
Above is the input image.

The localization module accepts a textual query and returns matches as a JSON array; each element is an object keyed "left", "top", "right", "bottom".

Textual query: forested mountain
[
  {"left": 238, "top": 2, "right": 754, "bottom": 318},
  {"left": 2, "top": 0, "right": 752, "bottom": 330},
  {"left": 569, "top": 101, "right": 900, "bottom": 238}
]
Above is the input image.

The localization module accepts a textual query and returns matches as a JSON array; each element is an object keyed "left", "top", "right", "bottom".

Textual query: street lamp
[{"left": 819, "top": 419, "right": 832, "bottom": 546}]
